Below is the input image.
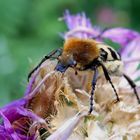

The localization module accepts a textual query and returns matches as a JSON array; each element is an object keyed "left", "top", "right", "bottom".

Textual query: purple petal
[
  {"left": 0, "top": 106, "right": 46, "bottom": 139},
  {"left": 1, "top": 106, "right": 45, "bottom": 124},
  {"left": 63, "top": 11, "right": 140, "bottom": 45},
  {"left": 0, "top": 125, "right": 9, "bottom": 139},
  {"left": 0, "top": 134, "right": 11, "bottom": 140},
  {"left": 102, "top": 27, "right": 140, "bottom": 52},
  {"left": 121, "top": 36, "right": 140, "bottom": 58},
  {"left": 16, "top": 107, "right": 46, "bottom": 123},
  {"left": 0, "top": 111, "right": 21, "bottom": 140},
  {"left": 1, "top": 107, "right": 24, "bottom": 124},
  {"left": 0, "top": 98, "right": 27, "bottom": 112},
  {"left": 63, "top": 10, "right": 100, "bottom": 39},
  {"left": 123, "top": 56, "right": 140, "bottom": 64},
  {"left": 121, "top": 37, "right": 140, "bottom": 80}
]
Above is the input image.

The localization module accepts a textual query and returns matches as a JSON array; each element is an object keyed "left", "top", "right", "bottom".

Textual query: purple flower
[
  {"left": 62, "top": 10, "right": 101, "bottom": 39},
  {"left": 0, "top": 69, "right": 54, "bottom": 139},
  {"left": 63, "top": 11, "right": 140, "bottom": 45},
  {"left": 0, "top": 105, "right": 47, "bottom": 139}
]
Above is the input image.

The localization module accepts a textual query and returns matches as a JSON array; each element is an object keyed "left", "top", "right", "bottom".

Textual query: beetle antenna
[
  {"left": 92, "top": 27, "right": 109, "bottom": 39},
  {"left": 28, "top": 48, "right": 62, "bottom": 80}
]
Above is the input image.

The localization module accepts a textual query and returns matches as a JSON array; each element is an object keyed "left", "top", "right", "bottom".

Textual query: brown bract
[{"left": 28, "top": 59, "right": 140, "bottom": 140}]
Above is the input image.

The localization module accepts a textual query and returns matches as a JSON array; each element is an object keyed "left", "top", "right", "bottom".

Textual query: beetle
[{"left": 28, "top": 37, "right": 140, "bottom": 113}]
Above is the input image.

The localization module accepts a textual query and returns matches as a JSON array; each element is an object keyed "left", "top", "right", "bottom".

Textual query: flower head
[{"left": 1, "top": 10, "right": 140, "bottom": 140}]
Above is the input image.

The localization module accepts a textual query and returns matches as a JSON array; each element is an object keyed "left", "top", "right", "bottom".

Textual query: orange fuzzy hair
[{"left": 62, "top": 38, "right": 100, "bottom": 65}]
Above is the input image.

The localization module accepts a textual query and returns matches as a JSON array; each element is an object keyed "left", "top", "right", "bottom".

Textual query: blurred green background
[{"left": 0, "top": 0, "right": 140, "bottom": 107}]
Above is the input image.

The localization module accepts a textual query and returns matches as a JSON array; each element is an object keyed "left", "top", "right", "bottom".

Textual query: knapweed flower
[
  {"left": 63, "top": 10, "right": 139, "bottom": 44},
  {"left": 1, "top": 10, "right": 140, "bottom": 140}
]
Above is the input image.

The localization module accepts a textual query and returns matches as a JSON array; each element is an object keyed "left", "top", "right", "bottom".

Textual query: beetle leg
[
  {"left": 100, "top": 62, "right": 120, "bottom": 102},
  {"left": 89, "top": 67, "right": 98, "bottom": 114},
  {"left": 123, "top": 73, "right": 140, "bottom": 104}
]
